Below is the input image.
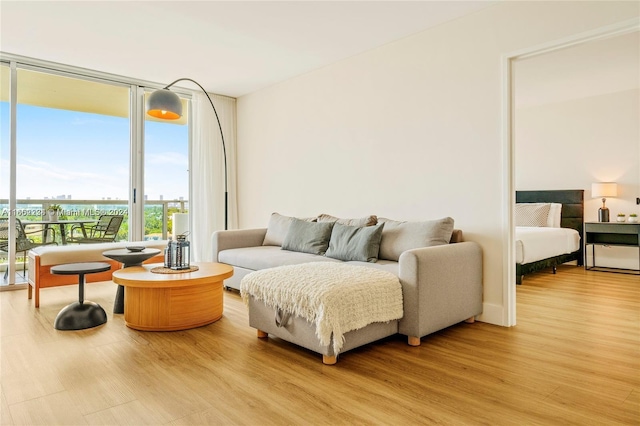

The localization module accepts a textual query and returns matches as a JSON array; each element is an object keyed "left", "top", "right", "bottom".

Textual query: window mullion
[{"left": 129, "top": 85, "right": 145, "bottom": 241}]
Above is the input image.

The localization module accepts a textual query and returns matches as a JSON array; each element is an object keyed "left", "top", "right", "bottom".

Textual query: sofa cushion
[
  {"left": 325, "top": 223, "right": 384, "bottom": 262},
  {"left": 317, "top": 213, "right": 377, "bottom": 227},
  {"left": 219, "top": 246, "right": 340, "bottom": 271},
  {"left": 262, "top": 213, "right": 316, "bottom": 246},
  {"left": 378, "top": 217, "right": 454, "bottom": 261},
  {"left": 345, "top": 259, "right": 399, "bottom": 276},
  {"left": 31, "top": 240, "right": 168, "bottom": 266},
  {"left": 282, "top": 219, "right": 334, "bottom": 255}
]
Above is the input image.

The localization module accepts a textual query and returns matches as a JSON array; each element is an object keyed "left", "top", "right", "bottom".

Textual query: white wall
[
  {"left": 236, "top": 2, "right": 640, "bottom": 326},
  {"left": 516, "top": 89, "right": 639, "bottom": 269}
]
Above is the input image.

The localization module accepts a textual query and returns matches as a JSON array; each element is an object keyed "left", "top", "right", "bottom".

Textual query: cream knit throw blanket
[{"left": 240, "top": 262, "right": 403, "bottom": 355}]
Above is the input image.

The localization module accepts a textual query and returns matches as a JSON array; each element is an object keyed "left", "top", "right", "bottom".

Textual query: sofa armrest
[
  {"left": 211, "top": 228, "right": 268, "bottom": 262},
  {"left": 397, "top": 241, "right": 483, "bottom": 340}
]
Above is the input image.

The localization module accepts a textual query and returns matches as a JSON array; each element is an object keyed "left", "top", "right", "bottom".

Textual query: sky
[{"left": 1, "top": 103, "right": 188, "bottom": 202}]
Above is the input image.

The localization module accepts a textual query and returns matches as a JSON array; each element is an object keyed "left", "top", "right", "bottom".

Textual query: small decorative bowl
[{"left": 126, "top": 246, "right": 146, "bottom": 252}]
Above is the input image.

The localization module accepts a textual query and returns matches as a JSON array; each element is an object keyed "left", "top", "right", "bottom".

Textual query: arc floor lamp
[{"left": 146, "top": 78, "right": 228, "bottom": 230}]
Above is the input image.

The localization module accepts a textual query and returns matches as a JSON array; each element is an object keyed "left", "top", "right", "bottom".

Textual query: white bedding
[{"left": 516, "top": 226, "right": 581, "bottom": 264}]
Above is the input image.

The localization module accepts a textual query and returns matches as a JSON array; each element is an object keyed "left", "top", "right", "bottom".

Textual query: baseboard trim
[
  {"left": 0, "top": 283, "right": 28, "bottom": 291},
  {"left": 476, "top": 302, "right": 506, "bottom": 326}
]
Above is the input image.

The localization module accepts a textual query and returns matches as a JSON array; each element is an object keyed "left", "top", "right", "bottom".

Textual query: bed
[{"left": 515, "top": 190, "right": 584, "bottom": 284}]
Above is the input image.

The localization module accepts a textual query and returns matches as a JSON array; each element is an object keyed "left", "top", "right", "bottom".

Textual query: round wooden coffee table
[
  {"left": 102, "top": 248, "right": 162, "bottom": 314},
  {"left": 111, "top": 262, "right": 233, "bottom": 331}
]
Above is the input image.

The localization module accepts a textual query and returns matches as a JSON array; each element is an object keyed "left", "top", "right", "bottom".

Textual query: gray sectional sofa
[{"left": 212, "top": 213, "right": 483, "bottom": 363}]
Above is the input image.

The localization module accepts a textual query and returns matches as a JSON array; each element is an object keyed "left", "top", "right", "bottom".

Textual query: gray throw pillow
[
  {"left": 282, "top": 218, "right": 334, "bottom": 255},
  {"left": 263, "top": 213, "right": 317, "bottom": 246},
  {"left": 325, "top": 223, "right": 385, "bottom": 262},
  {"left": 317, "top": 213, "right": 377, "bottom": 227},
  {"left": 378, "top": 217, "right": 455, "bottom": 261}
]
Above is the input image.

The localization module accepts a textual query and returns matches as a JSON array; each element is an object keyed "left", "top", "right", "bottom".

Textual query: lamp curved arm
[
  {"left": 164, "top": 78, "right": 228, "bottom": 230},
  {"left": 164, "top": 78, "right": 228, "bottom": 194}
]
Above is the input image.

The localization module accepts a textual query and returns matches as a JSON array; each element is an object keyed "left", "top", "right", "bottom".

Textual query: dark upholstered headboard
[{"left": 515, "top": 190, "right": 584, "bottom": 238}]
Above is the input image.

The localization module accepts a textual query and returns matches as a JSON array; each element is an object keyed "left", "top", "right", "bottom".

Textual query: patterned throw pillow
[{"left": 515, "top": 203, "right": 551, "bottom": 227}]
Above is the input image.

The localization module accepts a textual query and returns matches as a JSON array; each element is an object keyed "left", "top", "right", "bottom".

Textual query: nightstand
[{"left": 584, "top": 222, "right": 640, "bottom": 274}]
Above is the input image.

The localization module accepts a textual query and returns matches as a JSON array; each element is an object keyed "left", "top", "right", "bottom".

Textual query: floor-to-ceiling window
[
  {"left": 0, "top": 63, "right": 9, "bottom": 208},
  {"left": 0, "top": 59, "right": 191, "bottom": 285},
  {"left": 144, "top": 94, "right": 189, "bottom": 241},
  {"left": 16, "top": 68, "right": 130, "bottom": 239}
]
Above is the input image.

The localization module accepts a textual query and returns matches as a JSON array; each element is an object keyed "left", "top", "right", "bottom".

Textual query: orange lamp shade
[{"left": 146, "top": 109, "right": 181, "bottom": 120}]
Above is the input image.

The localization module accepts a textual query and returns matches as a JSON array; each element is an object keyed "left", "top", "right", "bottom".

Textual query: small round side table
[
  {"left": 52, "top": 262, "right": 111, "bottom": 331},
  {"left": 102, "top": 248, "right": 162, "bottom": 314}
]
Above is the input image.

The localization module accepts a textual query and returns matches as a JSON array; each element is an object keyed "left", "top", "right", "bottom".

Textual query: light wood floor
[{"left": 1, "top": 265, "right": 638, "bottom": 425}]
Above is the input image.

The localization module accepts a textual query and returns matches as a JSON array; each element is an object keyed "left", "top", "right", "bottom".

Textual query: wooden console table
[{"left": 584, "top": 222, "right": 640, "bottom": 275}]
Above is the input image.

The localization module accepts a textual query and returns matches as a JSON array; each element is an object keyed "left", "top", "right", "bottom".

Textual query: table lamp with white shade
[{"left": 592, "top": 182, "right": 617, "bottom": 222}]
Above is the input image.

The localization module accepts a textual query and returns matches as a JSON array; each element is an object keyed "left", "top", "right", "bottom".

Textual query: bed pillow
[
  {"left": 281, "top": 218, "right": 334, "bottom": 255},
  {"left": 515, "top": 203, "right": 551, "bottom": 227},
  {"left": 378, "top": 217, "right": 454, "bottom": 262},
  {"left": 325, "top": 223, "right": 385, "bottom": 262},
  {"left": 547, "top": 203, "right": 563, "bottom": 228},
  {"left": 317, "top": 213, "right": 377, "bottom": 227},
  {"left": 263, "top": 213, "right": 317, "bottom": 246}
]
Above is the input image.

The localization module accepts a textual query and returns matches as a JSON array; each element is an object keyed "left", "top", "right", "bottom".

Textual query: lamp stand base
[{"left": 598, "top": 207, "right": 610, "bottom": 222}]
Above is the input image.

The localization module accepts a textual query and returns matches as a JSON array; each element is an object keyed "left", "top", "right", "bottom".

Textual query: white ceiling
[{"left": 0, "top": 1, "right": 497, "bottom": 98}]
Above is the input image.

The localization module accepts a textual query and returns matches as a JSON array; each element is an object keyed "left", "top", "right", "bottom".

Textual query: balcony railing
[{"left": 1, "top": 199, "right": 187, "bottom": 281}]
